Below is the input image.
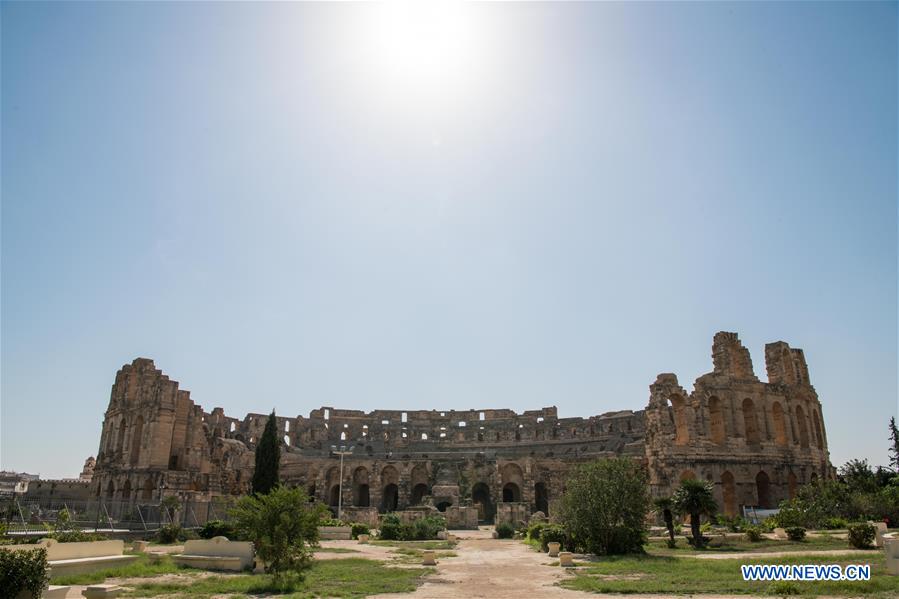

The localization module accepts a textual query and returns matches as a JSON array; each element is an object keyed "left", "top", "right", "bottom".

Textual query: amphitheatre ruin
[{"left": 90, "top": 331, "right": 833, "bottom": 527}]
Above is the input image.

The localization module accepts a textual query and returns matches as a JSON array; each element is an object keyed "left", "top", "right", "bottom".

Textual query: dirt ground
[{"left": 61, "top": 528, "right": 870, "bottom": 598}]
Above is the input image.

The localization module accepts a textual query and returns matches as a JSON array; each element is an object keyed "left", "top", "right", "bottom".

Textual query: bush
[
  {"left": 495, "top": 522, "right": 515, "bottom": 539},
  {"left": 350, "top": 522, "right": 370, "bottom": 539},
  {"left": 230, "top": 486, "right": 323, "bottom": 581},
  {"left": 744, "top": 525, "right": 764, "bottom": 542},
  {"left": 319, "top": 518, "right": 348, "bottom": 527},
  {"left": 377, "top": 513, "right": 445, "bottom": 541},
  {"left": 760, "top": 517, "right": 777, "bottom": 532},
  {"left": 156, "top": 523, "right": 183, "bottom": 544},
  {"left": 199, "top": 520, "right": 238, "bottom": 540},
  {"left": 785, "top": 526, "right": 806, "bottom": 541},
  {"left": 539, "top": 524, "right": 569, "bottom": 552},
  {"left": 556, "top": 458, "right": 650, "bottom": 555},
  {"left": 0, "top": 547, "right": 50, "bottom": 598},
  {"left": 823, "top": 517, "right": 849, "bottom": 530},
  {"left": 714, "top": 514, "right": 746, "bottom": 532},
  {"left": 377, "top": 514, "right": 403, "bottom": 540},
  {"left": 847, "top": 523, "right": 875, "bottom": 549},
  {"left": 527, "top": 521, "right": 548, "bottom": 541},
  {"left": 665, "top": 538, "right": 677, "bottom": 549}
]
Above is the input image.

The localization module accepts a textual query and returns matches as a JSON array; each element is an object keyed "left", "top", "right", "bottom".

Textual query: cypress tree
[{"left": 252, "top": 411, "right": 281, "bottom": 495}]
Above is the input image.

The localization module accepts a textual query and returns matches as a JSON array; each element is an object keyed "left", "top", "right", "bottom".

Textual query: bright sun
[{"left": 354, "top": 2, "right": 484, "bottom": 106}]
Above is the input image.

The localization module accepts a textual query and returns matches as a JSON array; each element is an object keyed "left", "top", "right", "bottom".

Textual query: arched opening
[
  {"left": 812, "top": 409, "right": 823, "bottom": 449},
  {"left": 141, "top": 478, "right": 154, "bottom": 502},
  {"left": 708, "top": 397, "right": 726, "bottom": 445},
  {"left": 121, "top": 479, "right": 132, "bottom": 502},
  {"left": 328, "top": 485, "right": 340, "bottom": 507},
  {"left": 795, "top": 405, "right": 809, "bottom": 448},
  {"left": 130, "top": 416, "right": 144, "bottom": 465},
  {"left": 810, "top": 472, "right": 819, "bottom": 484},
  {"left": 772, "top": 402, "right": 787, "bottom": 446},
  {"left": 756, "top": 471, "right": 771, "bottom": 508},
  {"left": 307, "top": 483, "right": 316, "bottom": 501},
  {"left": 352, "top": 467, "right": 371, "bottom": 507},
  {"left": 534, "top": 482, "right": 549, "bottom": 515},
  {"left": 787, "top": 472, "right": 797, "bottom": 499},
  {"left": 472, "top": 482, "right": 494, "bottom": 522},
  {"left": 283, "top": 435, "right": 291, "bottom": 446},
  {"left": 436, "top": 501, "right": 451, "bottom": 512},
  {"left": 669, "top": 395, "right": 689, "bottom": 445},
  {"left": 721, "top": 471, "right": 736, "bottom": 517},
  {"left": 411, "top": 483, "right": 429, "bottom": 505},
  {"left": 381, "top": 483, "right": 399, "bottom": 512},
  {"left": 105, "top": 480, "right": 115, "bottom": 500},
  {"left": 115, "top": 421, "right": 126, "bottom": 456},
  {"left": 742, "top": 398, "right": 760, "bottom": 444},
  {"left": 502, "top": 482, "right": 521, "bottom": 502}
]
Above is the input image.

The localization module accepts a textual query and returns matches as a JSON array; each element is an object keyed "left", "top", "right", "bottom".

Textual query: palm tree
[
  {"left": 671, "top": 479, "right": 718, "bottom": 547},
  {"left": 654, "top": 497, "right": 675, "bottom": 543}
]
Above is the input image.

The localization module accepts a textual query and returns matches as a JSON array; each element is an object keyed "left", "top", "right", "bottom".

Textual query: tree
[
  {"left": 557, "top": 458, "right": 650, "bottom": 555},
  {"left": 252, "top": 411, "right": 281, "bottom": 495},
  {"left": 671, "top": 479, "right": 717, "bottom": 548},
  {"left": 889, "top": 417, "right": 899, "bottom": 472},
  {"left": 229, "top": 485, "right": 324, "bottom": 581},
  {"left": 839, "top": 459, "right": 879, "bottom": 494},
  {"left": 654, "top": 497, "right": 676, "bottom": 543}
]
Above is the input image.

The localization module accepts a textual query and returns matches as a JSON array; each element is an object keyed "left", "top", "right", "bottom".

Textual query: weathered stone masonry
[{"left": 92, "top": 332, "right": 832, "bottom": 521}]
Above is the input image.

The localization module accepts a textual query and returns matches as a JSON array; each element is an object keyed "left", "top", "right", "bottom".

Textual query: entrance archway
[
  {"left": 411, "top": 483, "right": 429, "bottom": 505},
  {"left": 381, "top": 483, "right": 398, "bottom": 512},
  {"left": 502, "top": 482, "right": 521, "bottom": 502},
  {"left": 534, "top": 482, "right": 549, "bottom": 515},
  {"left": 472, "top": 482, "right": 494, "bottom": 523}
]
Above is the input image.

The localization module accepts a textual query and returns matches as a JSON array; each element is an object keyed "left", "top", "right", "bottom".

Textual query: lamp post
[{"left": 330, "top": 445, "right": 353, "bottom": 521}]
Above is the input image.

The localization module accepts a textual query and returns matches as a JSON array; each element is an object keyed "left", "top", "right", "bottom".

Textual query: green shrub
[
  {"left": 823, "top": 517, "right": 849, "bottom": 530},
  {"left": 230, "top": 486, "right": 323, "bottom": 581},
  {"left": 785, "top": 526, "right": 806, "bottom": 541},
  {"left": 319, "top": 518, "right": 348, "bottom": 527},
  {"left": 665, "top": 538, "right": 677, "bottom": 549},
  {"left": 671, "top": 480, "right": 717, "bottom": 550},
  {"left": 0, "top": 547, "right": 50, "bottom": 597},
  {"left": 744, "top": 525, "right": 764, "bottom": 542},
  {"left": 539, "top": 524, "right": 569, "bottom": 552},
  {"left": 847, "top": 523, "right": 875, "bottom": 549},
  {"left": 495, "top": 522, "right": 515, "bottom": 539},
  {"left": 199, "top": 520, "right": 237, "bottom": 540},
  {"left": 156, "top": 523, "right": 183, "bottom": 544},
  {"left": 378, "top": 514, "right": 402, "bottom": 540},
  {"left": 760, "top": 517, "right": 777, "bottom": 532},
  {"left": 350, "top": 522, "right": 370, "bottom": 539},
  {"left": 527, "top": 521, "right": 548, "bottom": 541},
  {"left": 556, "top": 458, "right": 650, "bottom": 555}
]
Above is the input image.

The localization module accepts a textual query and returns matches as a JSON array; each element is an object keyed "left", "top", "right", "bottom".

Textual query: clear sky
[{"left": 2, "top": 2, "right": 896, "bottom": 479}]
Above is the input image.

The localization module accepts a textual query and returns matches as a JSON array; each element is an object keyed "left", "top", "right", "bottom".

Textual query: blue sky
[{"left": 2, "top": 2, "right": 896, "bottom": 479}]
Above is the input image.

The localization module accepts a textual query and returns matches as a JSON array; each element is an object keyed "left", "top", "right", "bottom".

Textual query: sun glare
[{"left": 355, "top": 2, "right": 484, "bottom": 105}]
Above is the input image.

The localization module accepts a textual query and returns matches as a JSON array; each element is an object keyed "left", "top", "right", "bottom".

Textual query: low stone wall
[
  {"left": 495, "top": 502, "right": 530, "bottom": 527},
  {"left": 5, "top": 539, "right": 138, "bottom": 578},
  {"left": 173, "top": 536, "right": 255, "bottom": 571},
  {"left": 341, "top": 507, "right": 379, "bottom": 528},
  {"left": 319, "top": 526, "right": 352, "bottom": 540},
  {"left": 394, "top": 506, "right": 440, "bottom": 525},
  {"left": 445, "top": 506, "right": 478, "bottom": 529}
]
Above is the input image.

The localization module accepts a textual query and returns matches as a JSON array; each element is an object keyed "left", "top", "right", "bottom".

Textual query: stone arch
[
  {"left": 502, "top": 482, "right": 521, "bottom": 502},
  {"left": 787, "top": 472, "right": 797, "bottom": 499},
  {"left": 812, "top": 409, "right": 823, "bottom": 449},
  {"left": 122, "top": 479, "right": 132, "bottom": 501},
  {"left": 534, "top": 482, "right": 549, "bottom": 515},
  {"left": 411, "top": 483, "right": 429, "bottom": 505},
  {"left": 501, "top": 462, "right": 524, "bottom": 502},
  {"left": 756, "top": 471, "right": 771, "bottom": 508},
  {"left": 668, "top": 395, "right": 690, "bottom": 445},
  {"left": 380, "top": 465, "right": 400, "bottom": 512},
  {"left": 771, "top": 402, "right": 788, "bottom": 447},
  {"left": 742, "top": 398, "right": 760, "bottom": 444},
  {"left": 795, "top": 405, "right": 810, "bottom": 448},
  {"left": 105, "top": 480, "right": 115, "bottom": 500},
  {"left": 352, "top": 466, "right": 370, "bottom": 507},
  {"left": 130, "top": 415, "right": 144, "bottom": 465},
  {"left": 115, "top": 420, "right": 126, "bottom": 456},
  {"left": 472, "top": 482, "right": 494, "bottom": 523},
  {"left": 325, "top": 467, "right": 340, "bottom": 507},
  {"left": 142, "top": 478, "right": 154, "bottom": 501},
  {"left": 721, "top": 471, "right": 737, "bottom": 517},
  {"left": 708, "top": 396, "right": 726, "bottom": 445}
]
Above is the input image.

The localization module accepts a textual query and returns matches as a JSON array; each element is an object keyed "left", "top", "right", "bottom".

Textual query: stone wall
[{"left": 90, "top": 332, "right": 832, "bottom": 523}]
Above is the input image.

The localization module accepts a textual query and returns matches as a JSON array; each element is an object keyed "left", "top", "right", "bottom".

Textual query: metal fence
[{"left": 0, "top": 495, "right": 238, "bottom": 534}]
